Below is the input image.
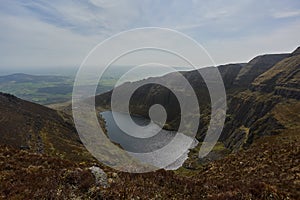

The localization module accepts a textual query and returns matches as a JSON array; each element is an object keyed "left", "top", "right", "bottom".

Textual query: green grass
[
  {"left": 175, "top": 142, "right": 229, "bottom": 177},
  {"left": 0, "top": 76, "right": 119, "bottom": 105}
]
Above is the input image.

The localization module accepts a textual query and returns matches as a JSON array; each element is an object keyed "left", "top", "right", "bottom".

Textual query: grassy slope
[
  {"left": 0, "top": 145, "right": 102, "bottom": 199},
  {"left": 0, "top": 93, "right": 95, "bottom": 163}
]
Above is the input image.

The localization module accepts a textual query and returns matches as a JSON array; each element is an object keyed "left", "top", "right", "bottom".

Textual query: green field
[
  {"left": 0, "top": 65, "right": 177, "bottom": 105},
  {"left": 0, "top": 73, "right": 117, "bottom": 105}
]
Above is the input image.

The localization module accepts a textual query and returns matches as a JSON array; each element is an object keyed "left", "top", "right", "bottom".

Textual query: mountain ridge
[
  {"left": 0, "top": 47, "right": 299, "bottom": 199},
  {"left": 94, "top": 47, "right": 300, "bottom": 153}
]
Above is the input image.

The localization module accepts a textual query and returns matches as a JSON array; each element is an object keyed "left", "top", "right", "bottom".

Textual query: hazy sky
[{"left": 0, "top": 0, "right": 299, "bottom": 68}]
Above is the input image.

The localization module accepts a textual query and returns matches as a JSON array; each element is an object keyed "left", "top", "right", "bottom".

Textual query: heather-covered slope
[
  {"left": 0, "top": 92, "right": 93, "bottom": 162},
  {"left": 1, "top": 124, "right": 299, "bottom": 200},
  {"left": 0, "top": 145, "right": 100, "bottom": 199}
]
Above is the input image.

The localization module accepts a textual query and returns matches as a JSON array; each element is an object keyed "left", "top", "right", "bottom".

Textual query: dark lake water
[{"left": 100, "top": 111, "right": 198, "bottom": 170}]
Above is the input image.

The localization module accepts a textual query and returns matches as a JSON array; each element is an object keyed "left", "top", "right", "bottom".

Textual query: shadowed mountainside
[
  {"left": 0, "top": 92, "right": 94, "bottom": 162},
  {"left": 221, "top": 48, "right": 300, "bottom": 150},
  {"left": 94, "top": 47, "right": 300, "bottom": 153}
]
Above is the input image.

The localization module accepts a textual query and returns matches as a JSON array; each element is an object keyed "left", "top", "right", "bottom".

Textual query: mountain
[
  {"left": 291, "top": 46, "right": 300, "bottom": 56},
  {"left": 234, "top": 54, "right": 289, "bottom": 87},
  {"left": 252, "top": 50, "right": 300, "bottom": 99},
  {"left": 221, "top": 48, "right": 300, "bottom": 150},
  {"left": 0, "top": 92, "right": 94, "bottom": 162},
  {"left": 0, "top": 48, "right": 299, "bottom": 199},
  {"left": 0, "top": 73, "right": 68, "bottom": 83},
  {"left": 94, "top": 48, "right": 300, "bottom": 152},
  {"left": 94, "top": 63, "right": 244, "bottom": 133}
]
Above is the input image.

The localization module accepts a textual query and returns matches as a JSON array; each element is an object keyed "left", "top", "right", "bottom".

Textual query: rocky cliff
[{"left": 95, "top": 47, "right": 300, "bottom": 152}]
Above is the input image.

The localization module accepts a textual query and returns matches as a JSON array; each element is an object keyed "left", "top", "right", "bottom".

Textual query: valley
[{"left": 0, "top": 47, "right": 299, "bottom": 199}]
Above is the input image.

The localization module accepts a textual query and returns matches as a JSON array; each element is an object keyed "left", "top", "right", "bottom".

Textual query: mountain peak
[{"left": 291, "top": 46, "right": 300, "bottom": 56}]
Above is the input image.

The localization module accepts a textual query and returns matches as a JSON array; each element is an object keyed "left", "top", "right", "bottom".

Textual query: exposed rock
[
  {"left": 89, "top": 166, "right": 108, "bottom": 188},
  {"left": 252, "top": 51, "right": 300, "bottom": 100},
  {"left": 94, "top": 50, "right": 298, "bottom": 153},
  {"left": 234, "top": 53, "right": 289, "bottom": 87}
]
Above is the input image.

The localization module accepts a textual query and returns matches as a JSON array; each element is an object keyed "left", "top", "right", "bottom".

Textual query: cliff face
[
  {"left": 95, "top": 48, "right": 300, "bottom": 152},
  {"left": 234, "top": 54, "right": 289, "bottom": 88},
  {"left": 252, "top": 52, "right": 300, "bottom": 100},
  {"left": 221, "top": 50, "right": 300, "bottom": 150},
  {"left": 95, "top": 63, "right": 243, "bottom": 134}
]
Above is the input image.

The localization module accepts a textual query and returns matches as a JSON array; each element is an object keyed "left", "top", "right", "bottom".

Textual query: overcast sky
[{"left": 0, "top": 0, "right": 299, "bottom": 69}]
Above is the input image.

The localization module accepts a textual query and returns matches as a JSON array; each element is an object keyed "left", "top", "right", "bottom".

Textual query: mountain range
[{"left": 0, "top": 47, "right": 299, "bottom": 199}]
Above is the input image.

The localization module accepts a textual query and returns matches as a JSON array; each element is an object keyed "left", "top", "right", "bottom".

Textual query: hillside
[
  {"left": 0, "top": 145, "right": 101, "bottom": 199},
  {"left": 234, "top": 54, "right": 289, "bottom": 87},
  {"left": 94, "top": 48, "right": 300, "bottom": 153},
  {"left": 1, "top": 126, "right": 299, "bottom": 199},
  {"left": 0, "top": 48, "right": 299, "bottom": 199},
  {"left": 252, "top": 50, "right": 300, "bottom": 99},
  {"left": 221, "top": 48, "right": 300, "bottom": 150},
  {"left": 0, "top": 92, "right": 94, "bottom": 162}
]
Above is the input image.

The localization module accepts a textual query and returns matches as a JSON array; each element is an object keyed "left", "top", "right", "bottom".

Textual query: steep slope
[
  {"left": 234, "top": 53, "right": 289, "bottom": 87},
  {"left": 95, "top": 63, "right": 244, "bottom": 133},
  {"left": 103, "top": 126, "right": 299, "bottom": 199},
  {"left": 221, "top": 49, "right": 300, "bottom": 150},
  {"left": 291, "top": 46, "right": 300, "bottom": 56},
  {"left": 2, "top": 137, "right": 298, "bottom": 200},
  {"left": 0, "top": 92, "right": 93, "bottom": 162},
  {"left": 252, "top": 50, "right": 300, "bottom": 99},
  {"left": 0, "top": 145, "right": 100, "bottom": 199},
  {"left": 94, "top": 48, "right": 299, "bottom": 152}
]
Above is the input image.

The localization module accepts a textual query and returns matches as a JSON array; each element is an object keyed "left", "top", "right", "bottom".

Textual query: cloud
[
  {"left": 0, "top": 0, "right": 299, "bottom": 68},
  {"left": 206, "top": 20, "right": 300, "bottom": 65},
  {"left": 272, "top": 10, "right": 300, "bottom": 19},
  {"left": 0, "top": 12, "right": 101, "bottom": 67}
]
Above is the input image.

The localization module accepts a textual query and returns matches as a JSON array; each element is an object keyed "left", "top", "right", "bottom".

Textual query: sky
[{"left": 0, "top": 0, "right": 299, "bottom": 69}]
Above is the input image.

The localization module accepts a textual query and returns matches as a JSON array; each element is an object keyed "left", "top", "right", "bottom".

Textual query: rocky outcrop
[
  {"left": 89, "top": 166, "right": 108, "bottom": 188},
  {"left": 234, "top": 54, "right": 289, "bottom": 87},
  {"left": 221, "top": 47, "right": 300, "bottom": 150},
  {"left": 220, "top": 91, "right": 284, "bottom": 150},
  {"left": 94, "top": 48, "right": 299, "bottom": 152},
  {"left": 252, "top": 49, "right": 300, "bottom": 100},
  {"left": 95, "top": 63, "right": 244, "bottom": 131}
]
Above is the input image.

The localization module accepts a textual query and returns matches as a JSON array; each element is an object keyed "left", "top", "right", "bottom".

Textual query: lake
[{"left": 101, "top": 111, "right": 198, "bottom": 170}]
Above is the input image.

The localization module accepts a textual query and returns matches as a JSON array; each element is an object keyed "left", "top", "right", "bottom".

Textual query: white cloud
[
  {"left": 206, "top": 20, "right": 300, "bottom": 65},
  {"left": 0, "top": 13, "right": 101, "bottom": 67},
  {"left": 272, "top": 10, "right": 300, "bottom": 19},
  {"left": 0, "top": 0, "right": 299, "bottom": 68}
]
